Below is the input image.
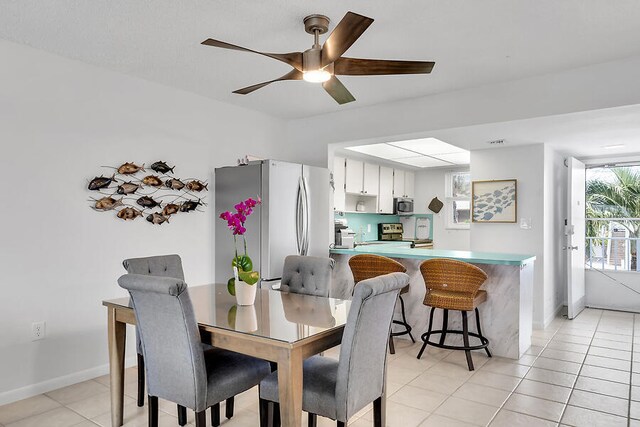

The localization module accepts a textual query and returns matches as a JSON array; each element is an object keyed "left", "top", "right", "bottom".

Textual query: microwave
[{"left": 393, "top": 197, "right": 414, "bottom": 215}]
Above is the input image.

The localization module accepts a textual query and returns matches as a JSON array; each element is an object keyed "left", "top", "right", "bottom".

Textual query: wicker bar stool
[
  {"left": 416, "top": 258, "right": 491, "bottom": 370},
  {"left": 348, "top": 254, "right": 415, "bottom": 354}
]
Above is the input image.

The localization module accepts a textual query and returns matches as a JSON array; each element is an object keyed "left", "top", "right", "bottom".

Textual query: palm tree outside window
[{"left": 586, "top": 166, "right": 640, "bottom": 272}]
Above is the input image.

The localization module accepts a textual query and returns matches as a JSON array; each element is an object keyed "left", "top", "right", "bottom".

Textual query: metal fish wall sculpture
[{"left": 86, "top": 160, "right": 208, "bottom": 225}]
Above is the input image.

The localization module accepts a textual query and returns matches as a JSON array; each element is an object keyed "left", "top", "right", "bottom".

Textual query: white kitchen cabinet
[
  {"left": 393, "top": 169, "right": 415, "bottom": 198},
  {"left": 345, "top": 159, "right": 364, "bottom": 194},
  {"left": 378, "top": 166, "right": 394, "bottom": 213},
  {"left": 333, "top": 156, "right": 346, "bottom": 211},
  {"left": 363, "top": 163, "right": 379, "bottom": 196},
  {"left": 345, "top": 159, "right": 378, "bottom": 196},
  {"left": 404, "top": 171, "right": 415, "bottom": 198},
  {"left": 393, "top": 169, "right": 405, "bottom": 197}
]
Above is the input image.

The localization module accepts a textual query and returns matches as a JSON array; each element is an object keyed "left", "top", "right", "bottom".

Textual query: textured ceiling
[{"left": 2, "top": 1, "right": 640, "bottom": 119}]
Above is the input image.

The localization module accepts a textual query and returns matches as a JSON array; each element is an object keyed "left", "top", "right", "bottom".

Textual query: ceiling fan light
[{"left": 303, "top": 69, "right": 331, "bottom": 83}]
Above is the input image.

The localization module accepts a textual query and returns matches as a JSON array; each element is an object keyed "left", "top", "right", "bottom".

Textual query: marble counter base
[{"left": 331, "top": 254, "right": 534, "bottom": 359}]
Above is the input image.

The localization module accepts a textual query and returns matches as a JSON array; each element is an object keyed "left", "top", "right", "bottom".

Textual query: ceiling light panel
[
  {"left": 435, "top": 152, "right": 471, "bottom": 164},
  {"left": 345, "top": 143, "right": 418, "bottom": 159},
  {"left": 394, "top": 157, "right": 451, "bottom": 168},
  {"left": 389, "top": 138, "right": 466, "bottom": 155}
]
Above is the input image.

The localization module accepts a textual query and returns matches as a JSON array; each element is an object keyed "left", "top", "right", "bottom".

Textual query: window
[
  {"left": 445, "top": 171, "right": 471, "bottom": 229},
  {"left": 586, "top": 165, "right": 640, "bottom": 272}
]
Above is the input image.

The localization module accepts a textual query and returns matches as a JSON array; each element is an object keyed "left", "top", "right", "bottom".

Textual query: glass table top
[{"left": 105, "top": 283, "right": 352, "bottom": 343}]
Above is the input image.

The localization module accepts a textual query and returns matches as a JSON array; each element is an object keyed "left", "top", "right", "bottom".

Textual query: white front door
[{"left": 566, "top": 157, "right": 587, "bottom": 319}]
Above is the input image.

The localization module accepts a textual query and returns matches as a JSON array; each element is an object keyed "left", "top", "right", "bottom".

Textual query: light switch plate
[{"left": 520, "top": 218, "right": 532, "bottom": 229}]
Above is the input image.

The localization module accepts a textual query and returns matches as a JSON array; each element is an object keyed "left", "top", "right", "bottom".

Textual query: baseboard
[
  {"left": 545, "top": 304, "right": 565, "bottom": 327},
  {"left": 532, "top": 319, "right": 545, "bottom": 330},
  {"left": 0, "top": 356, "right": 137, "bottom": 406},
  {"left": 533, "top": 304, "right": 565, "bottom": 330}
]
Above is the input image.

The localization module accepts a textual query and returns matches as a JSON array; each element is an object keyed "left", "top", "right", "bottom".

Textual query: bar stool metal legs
[
  {"left": 438, "top": 309, "right": 448, "bottom": 346},
  {"left": 475, "top": 307, "right": 492, "bottom": 357},
  {"left": 389, "top": 294, "right": 415, "bottom": 354},
  {"left": 392, "top": 295, "right": 415, "bottom": 342},
  {"left": 416, "top": 307, "right": 491, "bottom": 371}
]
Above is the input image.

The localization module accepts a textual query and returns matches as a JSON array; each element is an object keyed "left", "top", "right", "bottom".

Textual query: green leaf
[
  {"left": 238, "top": 270, "right": 260, "bottom": 285},
  {"left": 232, "top": 255, "right": 253, "bottom": 272},
  {"left": 227, "top": 277, "right": 236, "bottom": 296}
]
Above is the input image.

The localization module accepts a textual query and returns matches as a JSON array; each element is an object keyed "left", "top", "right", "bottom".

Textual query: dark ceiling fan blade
[
  {"left": 334, "top": 57, "right": 435, "bottom": 75},
  {"left": 232, "top": 69, "right": 303, "bottom": 95},
  {"left": 201, "top": 38, "right": 303, "bottom": 70},
  {"left": 321, "top": 12, "right": 374, "bottom": 67},
  {"left": 322, "top": 76, "right": 355, "bottom": 105}
]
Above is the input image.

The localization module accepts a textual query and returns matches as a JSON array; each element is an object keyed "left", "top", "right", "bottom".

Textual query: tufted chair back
[
  {"left": 118, "top": 274, "right": 208, "bottom": 411},
  {"left": 123, "top": 254, "right": 185, "bottom": 355},
  {"left": 335, "top": 272, "right": 409, "bottom": 421},
  {"left": 280, "top": 255, "right": 335, "bottom": 297},
  {"left": 122, "top": 254, "right": 185, "bottom": 280}
]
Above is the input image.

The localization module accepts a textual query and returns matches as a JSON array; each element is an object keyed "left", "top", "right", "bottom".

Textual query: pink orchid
[{"left": 219, "top": 196, "right": 262, "bottom": 237}]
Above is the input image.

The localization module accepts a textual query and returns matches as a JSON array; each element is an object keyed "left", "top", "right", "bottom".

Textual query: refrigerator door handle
[
  {"left": 296, "top": 177, "right": 304, "bottom": 255},
  {"left": 302, "top": 176, "right": 310, "bottom": 255}
]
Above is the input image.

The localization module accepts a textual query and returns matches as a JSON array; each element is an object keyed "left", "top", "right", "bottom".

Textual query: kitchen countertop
[{"left": 330, "top": 243, "right": 535, "bottom": 266}]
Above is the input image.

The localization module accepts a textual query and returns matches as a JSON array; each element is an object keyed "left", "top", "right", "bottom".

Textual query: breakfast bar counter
[{"left": 330, "top": 244, "right": 536, "bottom": 359}]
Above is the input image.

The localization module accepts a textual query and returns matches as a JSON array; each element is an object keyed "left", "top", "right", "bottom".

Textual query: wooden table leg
[
  {"left": 108, "top": 307, "right": 126, "bottom": 427},
  {"left": 277, "top": 348, "right": 303, "bottom": 427}
]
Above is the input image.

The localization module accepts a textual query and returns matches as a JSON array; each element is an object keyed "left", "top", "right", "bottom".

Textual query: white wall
[
  {"left": 585, "top": 270, "right": 640, "bottom": 312},
  {"left": 0, "top": 40, "right": 288, "bottom": 403},
  {"left": 470, "top": 145, "right": 547, "bottom": 327},
  {"left": 470, "top": 144, "right": 567, "bottom": 328},
  {"left": 413, "top": 167, "right": 470, "bottom": 250}
]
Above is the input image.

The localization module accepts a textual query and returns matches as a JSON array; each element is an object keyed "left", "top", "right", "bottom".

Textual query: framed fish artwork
[{"left": 471, "top": 179, "right": 517, "bottom": 223}]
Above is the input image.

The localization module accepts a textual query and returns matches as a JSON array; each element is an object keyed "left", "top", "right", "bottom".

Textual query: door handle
[
  {"left": 296, "top": 178, "right": 304, "bottom": 255},
  {"left": 562, "top": 246, "right": 579, "bottom": 250},
  {"left": 301, "top": 176, "right": 310, "bottom": 256}
]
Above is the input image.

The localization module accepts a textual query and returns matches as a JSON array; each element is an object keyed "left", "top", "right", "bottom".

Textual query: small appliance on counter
[
  {"left": 378, "top": 223, "right": 403, "bottom": 241},
  {"left": 380, "top": 221, "right": 433, "bottom": 248},
  {"left": 334, "top": 219, "right": 355, "bottom": 248}
]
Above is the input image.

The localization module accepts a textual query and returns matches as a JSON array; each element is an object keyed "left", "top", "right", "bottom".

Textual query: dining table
[{"left": 102, "top": 283, "right": 384, "bottom": 427}]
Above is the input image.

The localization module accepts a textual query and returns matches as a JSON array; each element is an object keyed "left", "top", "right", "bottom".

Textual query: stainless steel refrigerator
[{"left": 215, "top": 160, "right": 331, "bottom": 287}]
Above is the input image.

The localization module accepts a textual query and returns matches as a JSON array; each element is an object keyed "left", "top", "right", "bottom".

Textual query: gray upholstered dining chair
[
  {"left": 279, "top": 255, "right": 335, "bottom": 297},
  {"left": 122, "top": 254, "right": 232, "bottom": 426},
  {"left": 118, "top": 273, "right": 271, "bottom": 427},
  {"left": 258, "top": 272, "right": 409, "bottom": 427},
  {"left": 122, "top": 255, "right": 185, "bottom": 407}
]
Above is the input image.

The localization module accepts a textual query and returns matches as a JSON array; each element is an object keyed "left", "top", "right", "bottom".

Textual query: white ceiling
[
  {"left": 2, "top": 1, "right": 640, "bottom": 119},
  {"left": 391, "top": 104, "right": 640, "bottom": 160},
  {"left": 332, "top": 104, "right": 640, "bottom": 168}
]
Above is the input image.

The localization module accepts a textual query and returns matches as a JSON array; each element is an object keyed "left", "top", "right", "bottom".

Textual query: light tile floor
[{"left": 1, "top": 308, "right": 639, "bottom": 426}]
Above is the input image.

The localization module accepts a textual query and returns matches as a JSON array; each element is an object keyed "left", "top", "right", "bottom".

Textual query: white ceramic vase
[{"left": 234, "top": 267, "right": 257, "bottom": 306}]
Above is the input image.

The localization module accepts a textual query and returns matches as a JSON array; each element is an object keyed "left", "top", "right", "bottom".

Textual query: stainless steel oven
[{"left": 393, "top": 197, "right": 414, "bottom": 215}]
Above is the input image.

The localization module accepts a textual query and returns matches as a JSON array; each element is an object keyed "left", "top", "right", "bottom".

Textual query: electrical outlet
[
  {"left": 367, "top": 224, "right": 371, "bottom": 233},
  {"left": 32, "top": 321, "right": 45, "bottom": 341}
]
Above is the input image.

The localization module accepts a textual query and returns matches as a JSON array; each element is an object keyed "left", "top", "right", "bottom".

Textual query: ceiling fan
[{"left": 201, "top": 11, "right": 435, "bottom": 105}]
